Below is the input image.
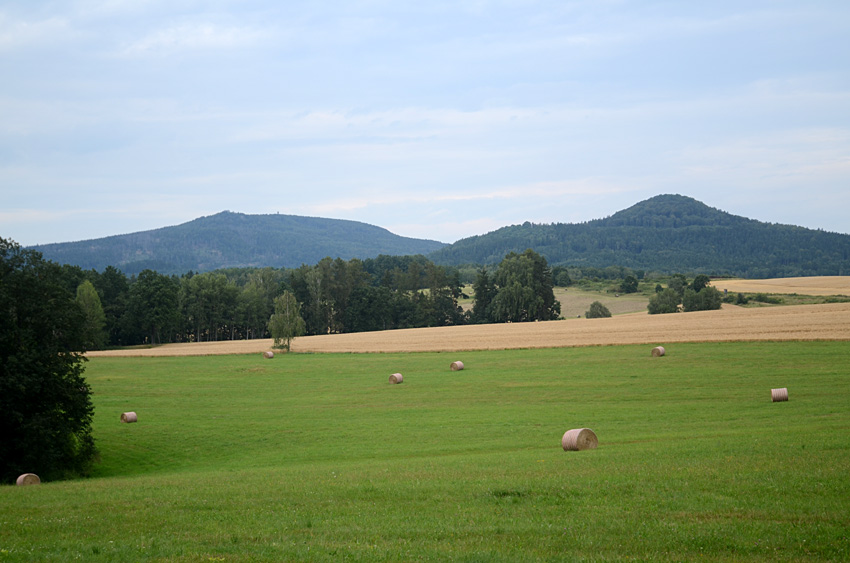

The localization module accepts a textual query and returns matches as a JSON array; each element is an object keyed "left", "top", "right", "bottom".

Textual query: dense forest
[
  {"left": 46, "top": 255, "right": 462, "bottom": 347},
  {"left": 428, "top": 195, "right": 850, "bottom": 277},
  {"left": 37, "top": 245, "right": 572, "bottom": 349},
  {"left": 31, "top": 211, "right": 446, "bottom": 275}
]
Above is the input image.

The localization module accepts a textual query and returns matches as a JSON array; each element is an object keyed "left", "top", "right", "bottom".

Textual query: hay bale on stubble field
[
  {"left": 389, "top": 373, "right": 404, "bottom": 384},
  {"left": 263, "top": 351, "right": 274, "bottom": 359},
  {"left": 450, "top": 361, "right": 464, "bottom": 371},
  {"left": 120, "top": 411, "right": 138, "bottom": 423},
  {"left": 771, "top": 388, "right": 789, "bottom": 402},
  {"left": 651, "top": 346, "right": 666, "bottom": 357},
  {"left": 16, "top": 473, "right": 40, "bottom": 486},
  {"left": 561, "top": 428, "right": 598, "bottom": 451}
]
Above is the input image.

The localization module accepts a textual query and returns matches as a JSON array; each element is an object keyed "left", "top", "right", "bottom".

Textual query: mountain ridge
[
  {"left": 26, "top": 195, "right": 850, "bottom": 277},
  {"left": 428, "top": 194, "right": 850, "bottom": 277},
  {"left": 30, "top": 211, "right": 446, "bottom": 275}
]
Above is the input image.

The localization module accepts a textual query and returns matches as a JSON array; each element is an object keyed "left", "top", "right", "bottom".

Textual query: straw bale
[
  {"left": 450, "top": 361, "right": 464, "bottom": 371},
  {"left": 120, "top": 411, "right": 138, "bottom": 423},
  {"left": 263, "top": 351, "right": 274, "bottom": 359},
  {"left": 771, "top": 387, "right": 789, "bottom": 402},
  {"left": 561, "top": 428, "right": 598, "bottom": 451},
  {"left": 389, "top": 373, "right": 404, "bottom": 384},
  {"left": 651, "top": 346, "right": 666, "bottom": 357},
  {"left": 16, "top": 473, "right": 40, "bottom": 486}
]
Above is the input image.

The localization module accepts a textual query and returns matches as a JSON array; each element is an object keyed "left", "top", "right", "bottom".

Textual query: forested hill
[
  {"left": 31, "top": 212, "right": 446, "bottom": 275},
  {"left": 428, "top": 194, "right": 850, "bottom": 277}
]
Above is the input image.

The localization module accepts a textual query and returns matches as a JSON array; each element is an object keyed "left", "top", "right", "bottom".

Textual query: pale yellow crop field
[
  {"left": 89, "top": 301, "right": 850, "bottom": 357},
  {"left": 711, "top": 276, "right": 850, "bottom": 296}
]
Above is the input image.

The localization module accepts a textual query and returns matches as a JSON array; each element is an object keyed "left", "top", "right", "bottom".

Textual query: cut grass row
[{"left": 2, "top": 342, "right": 849, "bottom": 561}]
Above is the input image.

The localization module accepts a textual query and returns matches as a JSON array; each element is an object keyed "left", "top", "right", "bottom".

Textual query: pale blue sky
[{"left": 2, "top": 0, "right": 849, "bottom": 246}]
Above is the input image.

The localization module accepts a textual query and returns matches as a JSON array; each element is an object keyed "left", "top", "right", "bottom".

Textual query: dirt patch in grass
[{"left": 88, "top": 302, "right": 850, "bottom": 357}]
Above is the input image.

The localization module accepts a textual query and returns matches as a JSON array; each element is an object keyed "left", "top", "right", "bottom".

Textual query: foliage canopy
[{"left": 0, "top": 238, "right": 96, "bottom": 482}]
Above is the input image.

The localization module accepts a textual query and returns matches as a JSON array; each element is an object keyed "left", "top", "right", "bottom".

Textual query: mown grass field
[{"left": 2, "top": 342, "right": 849, "bottom": 561}]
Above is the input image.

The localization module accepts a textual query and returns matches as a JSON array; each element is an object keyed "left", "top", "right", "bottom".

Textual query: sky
[{"left": 2, "top": 0, "right": 849, "bottom": 246}]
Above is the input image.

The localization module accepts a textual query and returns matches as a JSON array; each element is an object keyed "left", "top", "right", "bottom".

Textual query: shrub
[
  {"left": 753, "top": 293, "right": 782, "bottom": 304},
  {"left": 648, "top": 288, "right": 680, "bottom": 314},
  {"left": 585, "top": 301, "right": 612, "bottom": 319},
  {"left": 682, "top": 286, "right": 723, "bottom": 312},
  {"left": 619, "top": 275, "right": 638, "bottom": 294}
]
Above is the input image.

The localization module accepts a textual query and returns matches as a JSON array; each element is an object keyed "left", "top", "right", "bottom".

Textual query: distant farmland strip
[
  {"left": 711, "top": 275, "right": 850, "bottom": 296},
  {"left": 88, "top": 302, "right": 850, "bottom": 357}
]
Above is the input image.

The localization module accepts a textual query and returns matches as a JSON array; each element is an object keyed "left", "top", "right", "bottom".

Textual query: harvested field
[
  {"left": 711, "top": 276, "right": 850, "bottom": 296},
  {"left": 88, "top": 302, "right": 850, "bottom": 357}
]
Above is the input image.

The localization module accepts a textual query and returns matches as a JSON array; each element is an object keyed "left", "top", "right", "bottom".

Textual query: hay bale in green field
[
  {"left": 771, "top": 388, "right": 788, "bottom": 402},
  {"left": 16, "top": 473, "right": 40, "bottom": 486},
  {"left": 389, "top": 373, "right": 403, "bottom": 384},
  {"left": 562, "top": 428, "right": 598, "bottom": 451}
]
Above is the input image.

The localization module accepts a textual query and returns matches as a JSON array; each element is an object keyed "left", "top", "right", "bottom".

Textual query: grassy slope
[{"left": 1, "top": 343, "right": 849, "bottom": 561}]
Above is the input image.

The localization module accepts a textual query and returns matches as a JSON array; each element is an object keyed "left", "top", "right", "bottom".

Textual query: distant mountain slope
[
  {"left": 31, "top": 212, "right": 446, "bottom": 275},
  {"left": 429, "top": 195, "right": 850, "bottom": 277}
]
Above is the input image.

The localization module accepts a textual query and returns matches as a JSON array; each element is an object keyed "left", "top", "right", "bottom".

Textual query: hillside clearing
[{"left": 88, "top": 301, "right": 850, "bottom": 357}]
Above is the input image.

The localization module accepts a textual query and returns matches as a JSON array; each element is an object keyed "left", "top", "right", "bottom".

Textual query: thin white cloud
[
  {"left": 301, "top": 178, "right": 631, "bottom": 217},
  {"left": 0, "top": 14, "right": 75, "bottom": 51},
  {"left": 676, "top": 127, "right": 850, "bottom": 184},
  {"left": 121, "top": 21, "right": 269, "bottom": 55}
]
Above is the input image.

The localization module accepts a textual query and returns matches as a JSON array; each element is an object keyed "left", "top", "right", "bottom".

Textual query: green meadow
[{"left": 2, "top": 342, "right": 849, "bottom": 561}]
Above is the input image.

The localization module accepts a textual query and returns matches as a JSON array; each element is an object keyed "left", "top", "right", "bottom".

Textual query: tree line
[{"left": 50, "top": 249, "right": 561, "bottom": 349}]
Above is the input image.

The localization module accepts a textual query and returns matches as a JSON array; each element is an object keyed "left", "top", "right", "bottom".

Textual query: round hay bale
[
  {"left": 389, "top": 373, "right": 404, "bottom": 384},
  {"left": 771, "top": 388, "right": 789, "bottom": 402},
  {"left": 450, "top": 361, "right": 464, "bottom": 371},
  {"left": 16, "top": 473, "right": 40, "bottom": 486},
  {"left": 561, "top": 428, "right": 598, "bottom": 451},
  {"left": 651, "top": 346, "right": 666, "bottom": 357},
  {"left": 263, "top": 351, "right": 274, "bottom": 359},
  {"left": 120, "top": 411, "right": 138, "bottom": 423}
]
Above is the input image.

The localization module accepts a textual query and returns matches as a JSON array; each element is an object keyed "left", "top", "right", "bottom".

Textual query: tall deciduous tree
[
  {"left": 471, "top": 267, "right": 495, "bottom": 323},
  {"left": 76, "top": 280, "right": 107, "bottom": 349},
  {"left": 127, "top": 269, "right": 180, "bottom": 344},
  {"left": 0, "top": 238, "right": 96, "bottom": 482},
  {"left": 238, "top": 268, "right": 280, "bottom": 339},
  {"left": 490, "top": 249, "right": 560, "bottom": 322},
  {"left": 269, "top": 291, "right": 306, "bottom": 351},
  {"left": 180, "top": 272, "right": 239, "bottom": 342},
  {"left": 93, "top": 265, "right": 130, "bottom": 346}
]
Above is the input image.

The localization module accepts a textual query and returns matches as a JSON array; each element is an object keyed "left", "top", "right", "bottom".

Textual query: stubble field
[
  {"left": 710, "top": 276, "right": 850, "bottom": 296},
  {"left": 89, "top": 302, "right": 850, "bottom": 357}
]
